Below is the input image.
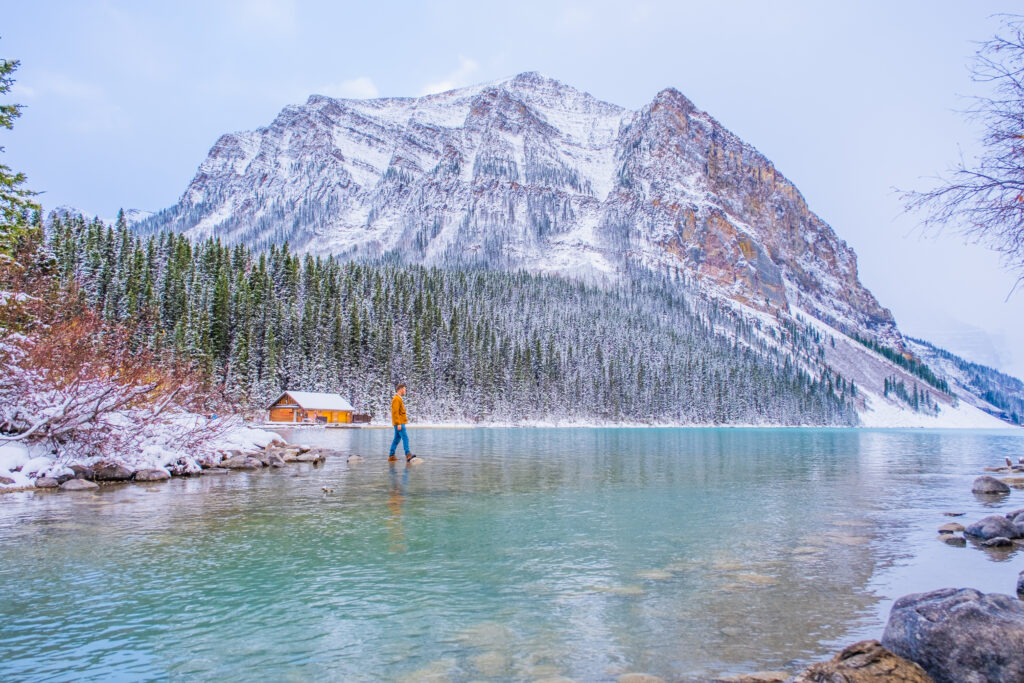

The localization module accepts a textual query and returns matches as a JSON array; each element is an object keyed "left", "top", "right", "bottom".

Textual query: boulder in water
[
  {"left": 971, "top": 475, "right": 1010, "bottom": 494},
  {"left": 964, "top": 515, "right": 1021, "bottom": 540},
  {"left": 881, "top": 587, "right": 1024, "bottom": 683}
]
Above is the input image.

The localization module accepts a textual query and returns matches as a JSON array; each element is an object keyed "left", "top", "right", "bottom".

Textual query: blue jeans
[{"left": 389, "top": 424, "right": 410, "bottom": 456}]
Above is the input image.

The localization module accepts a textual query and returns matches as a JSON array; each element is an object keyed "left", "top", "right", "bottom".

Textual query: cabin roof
[{"left": 269, "top": 391, "right": 355, "bottom": 412}]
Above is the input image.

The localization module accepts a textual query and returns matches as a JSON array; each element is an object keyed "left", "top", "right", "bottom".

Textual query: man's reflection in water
[{"left": 386, "top": 463, "right": 409, "bottom": 553}]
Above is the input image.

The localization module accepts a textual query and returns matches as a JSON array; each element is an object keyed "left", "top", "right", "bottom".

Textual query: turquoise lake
[{"left": 1, "top": 427, "right": 1023, "bottom": 681}]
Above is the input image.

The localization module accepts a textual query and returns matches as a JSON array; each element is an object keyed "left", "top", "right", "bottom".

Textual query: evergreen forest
[{"left": 47, "top": 211, "right": 858, "bottom": 426}]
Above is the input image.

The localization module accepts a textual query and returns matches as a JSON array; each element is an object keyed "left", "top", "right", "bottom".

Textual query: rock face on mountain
[{"left": 138, "top": 72, "right": 895, "bottom": 340}]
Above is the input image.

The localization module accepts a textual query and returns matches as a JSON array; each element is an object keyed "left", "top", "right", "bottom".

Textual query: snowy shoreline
[{"left": 4, "top": 413, "right": 1018, "bottom": 494}]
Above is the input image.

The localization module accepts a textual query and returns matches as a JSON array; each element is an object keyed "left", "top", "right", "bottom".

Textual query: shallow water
[{"left": 1, "top": 427, "right": 1023, "bottom": 681}]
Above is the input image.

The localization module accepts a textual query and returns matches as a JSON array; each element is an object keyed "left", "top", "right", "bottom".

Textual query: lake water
[{"left": 1, "top": 428, "right": 1023, "bottom": 681}]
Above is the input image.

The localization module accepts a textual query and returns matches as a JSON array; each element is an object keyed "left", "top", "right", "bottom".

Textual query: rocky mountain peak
[{"left": 136, "top": 73, "right": 897, "bottom": 342}]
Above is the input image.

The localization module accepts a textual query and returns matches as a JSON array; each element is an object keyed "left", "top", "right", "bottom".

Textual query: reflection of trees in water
[{"left": 386, "top": 465, "right": 409, "bottom": 553}]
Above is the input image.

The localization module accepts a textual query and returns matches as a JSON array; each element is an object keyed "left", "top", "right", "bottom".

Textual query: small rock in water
[
  {"left": 981, "top": 536, "right": 1013, "bottom": 548},
  {"left": 972, "top": 475, "right": 1011, "bottom": 495},
  {"left": 937, "top": 534, "right": 966, "bottom": 547},
  {"left": 1005, "top": 508, "right": 1024, "bottom": 522},
  {"left": 1001, "top": 476, "right": 1024, "bottom": 489},
  {"left": 937, "top": 523, "right": 965, "bottom": 534},
  {"left": 791, "top": 640, "right": 930, "bottom": 683},
  {"left": 133, "top": 469, "right": 170, "bottom": 482},
  {"left": 60, "top": 479, "right": 99, "bottom": 491},
  {"left": 346, "top": 454, "right": 364, "bottom": 464},
  {"left": 942, "top": 512, "right": 965, "bottom": 517},
  {"left": 407, "top": 456, "right": 424, "bottom": 465},
  {"left": 34, "top": 477, "right": 60, "bottom": 488}
]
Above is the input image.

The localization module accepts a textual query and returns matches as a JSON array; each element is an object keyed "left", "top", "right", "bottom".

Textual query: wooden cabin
[{"left": 267, "top": 391, "right": 355, "bottom": 424}]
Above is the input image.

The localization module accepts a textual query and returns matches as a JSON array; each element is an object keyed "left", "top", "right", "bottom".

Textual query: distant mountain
[
  {"left": 130, "top": 72, "right": 1018, "bottom": 427},
  {"left": 907, "top": 337, "right": 1024, "bottom": 425},
  {"left": 136, "top": 72, "right": 895, "bottom": 344}
]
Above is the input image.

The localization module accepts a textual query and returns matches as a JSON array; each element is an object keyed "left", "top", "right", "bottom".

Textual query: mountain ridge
[{"left": 135, "top": 71, "right": 895, "bottom": 343}]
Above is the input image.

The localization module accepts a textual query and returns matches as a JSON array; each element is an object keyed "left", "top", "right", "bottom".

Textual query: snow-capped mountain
[{"left": 137, "top": 72, "right": 896, "bottom": 343}]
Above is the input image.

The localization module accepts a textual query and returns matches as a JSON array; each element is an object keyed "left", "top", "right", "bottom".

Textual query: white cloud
[
  {"left": 419, "top": 56, "right": 480, "bottom": 96},
  {"left": 318, "top": 77, "right": 380, "bottom": 100}
]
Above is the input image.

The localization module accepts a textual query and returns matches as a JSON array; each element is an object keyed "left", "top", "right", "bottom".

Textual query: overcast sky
[{"left": 3, "top": 0, "right": 1023, "bottom": 378}]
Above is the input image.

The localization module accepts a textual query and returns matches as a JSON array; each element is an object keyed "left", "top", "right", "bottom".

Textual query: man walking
[{"left": 389, "top": 382, "right": 413, "bottom": 463}]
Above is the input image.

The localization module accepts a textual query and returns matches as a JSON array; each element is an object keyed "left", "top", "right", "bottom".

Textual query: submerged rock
[
  {"left": 60, "top": 479, "right": 99, "bottom": 491},
  {"left": 346, "top": 455, "right": 364, "bottom": 464},
  {"left": 971, "top": 475, "right": 1011, "bottom": 494},
  {"left": 34, "top": 477, "right": 60, "bottom": 488},
  {"left": 294, "top": 452, "right": 324, "bottom": 463},
  {"left": 881, "top": 587, "right": 1024, "bottom": 683},
  {"left": 981, "top": 536, "right": 1013, "bottom": 548},
  {"left": 937, "top": 523, "right": 964, "bottom": 534},
  {"left": 965, "top": 515, "right": 1021, "bottom": 540},
  {"left": 713, "top": 672, "right": 789, "bottom": 683},
  {"left": 942, "top": 511, "right": 965, "bottom": 517},
  {"left": 616, "top": 674, "right": 665, "bottom": 683},
  {"left": 93, "top": 463, "right": 133, "bottom": 481},
  {"left": 791, "top": 640, "right": 931, "bottom": 682},
  {"left": 134, "top": 469, "right": 170, "bottom": 482},
  {"left": 937, "top": 535, "right": 966, "bottom": 547}
]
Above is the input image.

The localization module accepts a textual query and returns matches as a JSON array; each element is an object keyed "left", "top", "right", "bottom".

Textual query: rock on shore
[
  {"left": 790, "top": 640, "right": 932, "bottom": 682},
  {"left": 59, "top": 479, "right": 98, "bottom": 491},
  {"left": 881, "top": 587, "right": 1024, "bottom": 683}
]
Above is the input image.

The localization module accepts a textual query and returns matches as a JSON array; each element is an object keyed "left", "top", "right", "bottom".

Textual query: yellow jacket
[{"left": 391, "top": 394, "right": 407, "bottom": 426}]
